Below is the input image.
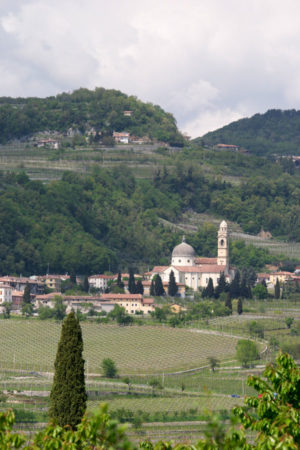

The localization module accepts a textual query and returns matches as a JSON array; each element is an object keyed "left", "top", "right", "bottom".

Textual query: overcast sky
[{"left": 1, "top": 0, "right": 300, "bottom": 137}]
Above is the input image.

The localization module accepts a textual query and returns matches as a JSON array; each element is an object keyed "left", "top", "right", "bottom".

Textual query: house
[
  {"left": 0, "top": 276, "right": 44, "bottom": 295},
  {"left": 100, "top": 293, "right": 155, "bottom": 314},
  {"left": 214, "top": 144, "right": 239, "bottom": 151},
  {"left": 269, "top": 272, "right": 294, "bottom": 284},
  {"left": 88, "top": 274, "right": 116, "bottom": 291},
  {"left": 40, "top": 274, "right": 69, "bottom": 291},
  {"left": 148, "top": 221, "right": 235, "bottom": 291},
  {"left": 11, "top": 290, "right": 24, "bottom": 310},
  {"left": 36, "top": 139, "right": 59, "bottom": 149},
  {"left": 113, "top": 131, "right": 130, "bottom": 144},
  {"left": 0, "top": 284, "right": 12, "bottom": 306},
  {"left": 123, "top": 111, "right": 133, "bottom": 117},
  {"left": 257, "top": 273, "right": 271, "bottom": 283}
]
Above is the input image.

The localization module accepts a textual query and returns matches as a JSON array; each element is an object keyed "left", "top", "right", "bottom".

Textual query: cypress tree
[
  {"left": 22, "top": 282, "right": 33, "bottom": 316},
  {"left": 274, "top": 278, "right": 280, "bottom": 299},
  {"left": 150, "top": 279, "right": 155, "bottom": 296},
  {"left": 136, "top": 280, "right": 144, "bottom": 295},
  {"left": 230, "top": 271, "right": 240, "bottom": 299},
  {"left": 82, "top": 275, "right": 89, "bottom": 293},
  {"left": 117, "top": 272, "right": 124, "bottom": 289},
  {"left": 215, "top": 273, "right": 227, "bottom": 298},
  {"left": 168, "top": 270, "right": 178, "bottom": 297},
  {"left": 70, "top": 269, "right": 77, "bottom": 284},
  {"left": 206, "top": 278, "right": 214, "bottom": 298},
  {"left": 128, "top": 269, "right": 136, "bottom": 294},
  {"left": 49, "top": 311, "right": 87, "bottom": 428},
  {"left": 225, "top": 292, "right": 232, "bottom": 313},
  {"left": 154, "top": 274, "right": 165, "bottom": 296},
  {"left": 237, "top": 298, "right": 243, "bottom": 315}
]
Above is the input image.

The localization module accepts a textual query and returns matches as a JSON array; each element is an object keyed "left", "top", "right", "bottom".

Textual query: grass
[
  {"left": 88, "top": 394, "right": 243, "bottom": 414},
  {"left": 0, "top": 321, "right": 240, "bottom": 374}
]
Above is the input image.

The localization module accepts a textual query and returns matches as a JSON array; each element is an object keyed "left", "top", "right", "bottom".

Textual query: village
[{"left": 0, "top": 220, "right": 299, "bottom": 318}]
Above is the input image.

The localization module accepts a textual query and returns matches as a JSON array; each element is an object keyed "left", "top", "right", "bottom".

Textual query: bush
[{"left": 101, "top": 358, "right": 118, "bottom": 378}]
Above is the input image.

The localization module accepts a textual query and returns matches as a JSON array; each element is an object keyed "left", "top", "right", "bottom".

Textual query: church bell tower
[{"left": 217, "top": 220, "right": 228, "bottom": 267}]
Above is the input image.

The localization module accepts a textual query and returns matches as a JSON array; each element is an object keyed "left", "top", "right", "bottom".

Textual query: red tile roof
[
  {"left": 195, "top": 257, "right": 218, "bottom": 265},
  {"left": 100, "top": 293, "right": 143, "bottom": 300},
  {"left": 174, "top": 265, "right": 226, "bottom": 273}
]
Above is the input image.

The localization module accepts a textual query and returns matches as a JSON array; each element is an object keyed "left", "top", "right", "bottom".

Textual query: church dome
[{"left": 172, "top": 237, "right": 196, "bottom": 258}]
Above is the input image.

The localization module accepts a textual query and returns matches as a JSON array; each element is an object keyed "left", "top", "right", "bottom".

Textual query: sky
[{"left": 1, "top": 0, "right": 300, "bottom": 138}]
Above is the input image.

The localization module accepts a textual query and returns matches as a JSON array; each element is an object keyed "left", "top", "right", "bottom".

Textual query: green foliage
[
  {"left": 154, "top": 274, "right": 165, "bottom": 296},
  {"left": 168, "top": 270, "right": 178, "bottom": 296},
  {"left": 252, "top": 283, "right": 268, "bottom": 300},
  {"left": 201, "top": 108, "right": 300, "bottom": 156},
  {"left": 247, "top": 321, "right": 264, "bottom": 339},
  {"left": 101, "top": 358, "right": 118, "bottom": 378},
  {"left": 207, "top": 356, "right": 220, "bottom": 372},
  {"left": 128, "top": 269, "right": 136, "bottom": 294},
  {"left": 285, "top": 317, "right": 294, "bottom": 329},
  {"left": 49, "top": 311, "right": 87, "bottom": 428},
  {"left": 234, "top": 352, "right": 300, "bottom": 448},
  {"left": 0, "top": 87, "right": 183, "bottom": 145},
  {"left": 236, "top": 339, "right": 260, "bottom": 367},
  {"left": 274, "top": 278, "right": 281, "bottom": 299}
]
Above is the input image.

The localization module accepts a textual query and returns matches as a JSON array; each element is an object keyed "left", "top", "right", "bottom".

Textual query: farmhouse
[{"left": 148, "top": 221, "right": 235, "bottom": 291}]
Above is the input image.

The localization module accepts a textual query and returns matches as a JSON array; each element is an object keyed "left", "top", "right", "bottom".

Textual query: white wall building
[{"left": 150, "top": 221, "right": 234, "bottom": 291}]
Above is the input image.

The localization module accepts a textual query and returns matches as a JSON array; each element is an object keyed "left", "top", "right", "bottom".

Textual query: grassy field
[{"left": 0, "top": 321, "right": 240, "bottom": 374}]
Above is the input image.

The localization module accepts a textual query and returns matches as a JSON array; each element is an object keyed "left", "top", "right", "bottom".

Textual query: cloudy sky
[{"left": 1, "top": 0, "right": 300, "bottom": 137}]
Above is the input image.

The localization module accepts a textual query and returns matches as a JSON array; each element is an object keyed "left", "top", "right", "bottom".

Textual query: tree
[
  {"left": 2, "top": 302, "right": 11, "bottom": 319},
  {"left": 135, "top": 280, "right": 144, "bottom": 295},
  {"left": 234, "top": 352, "right": 300, "bottom": 449},
  {"left": 150, "top": 279, "right": 155, "bottom": 296},
  {"left": 154, "top": 274, "right": 165, "bottom": 296},
  {"left": 21, "top": 283, "right": 33, "bottom": 316},
  {"left": 225, "top": 292, "right": 232, "bottom": 313},
  {"left": 274, "top": 278, "right": 281, "bottom": 299},
  {"left": 149, "top": 378, "right": 162, "bottom": 396},
  {"left": 207, "top": 356, "right": 220, "bottom": 372},
  {"left": 168, "top": 270, "right": 178, "bottom": 297},
  {"left": 69, "top": 269, "right": 77, "bottom": 284},
  {"left": 229, "top": 271, "right": 240, "bottom": 298},
  {"left": 285, "top": 317, "right": 294, "bottom": 329},
  {"left": 252, "top": 283, "right": 268, "bottom": 299},
  {"left": 52, "top": 295, "right": 67, "bottom": 321},
  {"left": 236, "top": 339, "right": 259, "bottom": 367},
  {"left": 248, "top": 320, "right": 264, "bottom": 338},
  {"left": 128, "top": 269, "right": 136, "bottom": 294},
  {"left": 49, "top": 311, "right": 87, "bottom": 428},
  {"left": 117, "top": 272, "right": 124, "bottom": 289},
  {"left": 82, "top": 276, "right": 89, "bottom": 293},
  {"left": 206, "top": 278, "right": 214, "bottom": 298},
  {"left": 237, "top": 298, "right": 243, "bottom": 315},
  {"left": 101, "top": 358, "right": 118, "bottom": 378},
  {"left": 214, "top": 273, "right": 227, "bottom": 298}
]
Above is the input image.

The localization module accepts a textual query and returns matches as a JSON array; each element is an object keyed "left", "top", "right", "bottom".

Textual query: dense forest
[
  {"left": 0, "top": 164, "right": 294, "bottom": 276},
  {"left": 0, "top": 88, "right": 184, "bottom": 146},
  {"left": 198, "top": 109, "right": 300, "bottom": 155}
]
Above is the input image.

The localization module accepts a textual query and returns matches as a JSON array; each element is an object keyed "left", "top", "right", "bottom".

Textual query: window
[
  {"left": 178, "top": 259, "right": 181, "bottom": 262},
  {"left": 187, "top": 259, "right": 190, "bottom": 263},
  {"left": 220, "top": 239, "right": 224, "bottom": 246}
]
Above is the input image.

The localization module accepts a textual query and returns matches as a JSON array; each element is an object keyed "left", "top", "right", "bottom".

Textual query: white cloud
[{"left": 1, "top": 0, "right": 300, "bottom": 136}]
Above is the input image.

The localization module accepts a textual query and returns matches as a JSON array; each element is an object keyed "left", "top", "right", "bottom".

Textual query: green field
[{"left": 0, "top": 321, "right": 240, "bottom": 374}]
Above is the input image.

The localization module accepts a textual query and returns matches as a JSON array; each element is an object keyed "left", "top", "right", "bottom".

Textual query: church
[{"left": 148, "top": 221, "right": 235, "bottom": 292}]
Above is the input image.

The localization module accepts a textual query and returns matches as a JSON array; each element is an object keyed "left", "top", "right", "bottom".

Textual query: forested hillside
[
  {"left": 198, "top": 109, "right": 300, "bottom": 155},
  {"left": 0, "top": 88, "right": 184, "bottom": 146},
  {"left": 1, "top": 162, "right": 299, "bottom": 276}
]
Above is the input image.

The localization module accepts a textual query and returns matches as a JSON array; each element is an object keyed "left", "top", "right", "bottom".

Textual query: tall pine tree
[
  {"left": 150, "top": 279, "right": 155, "bottom": 296},
  {"left": 274, "top": 278, "right": 280, "bottom": 299},
  {"left": 154, "top": 274, "right": 165, "bottom": 296},
  {"left": 50, "top": 311, "right": 87, "bottom": 428},
  {"left": 206, "top": 278, "right": 214, "bottom": 298},
  {"left": 215, "top": 273, "right": 227, "bottom": 298},
  {"left": 136, "top": 280, "right": 144, "bottom": 295},
  {"left": 128, "top": 269, "right": 136, "bottom": 294},
  {"left": 168, "top": 270, "right": 178, "bottom": 297}
]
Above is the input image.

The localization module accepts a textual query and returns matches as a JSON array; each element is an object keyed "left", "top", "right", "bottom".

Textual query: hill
[
  {"left": 0, "top": 87, "right": 184, "bottom": 146},
  {"left": 197, "top": 109, "right": 300, "bottom": 155}
]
